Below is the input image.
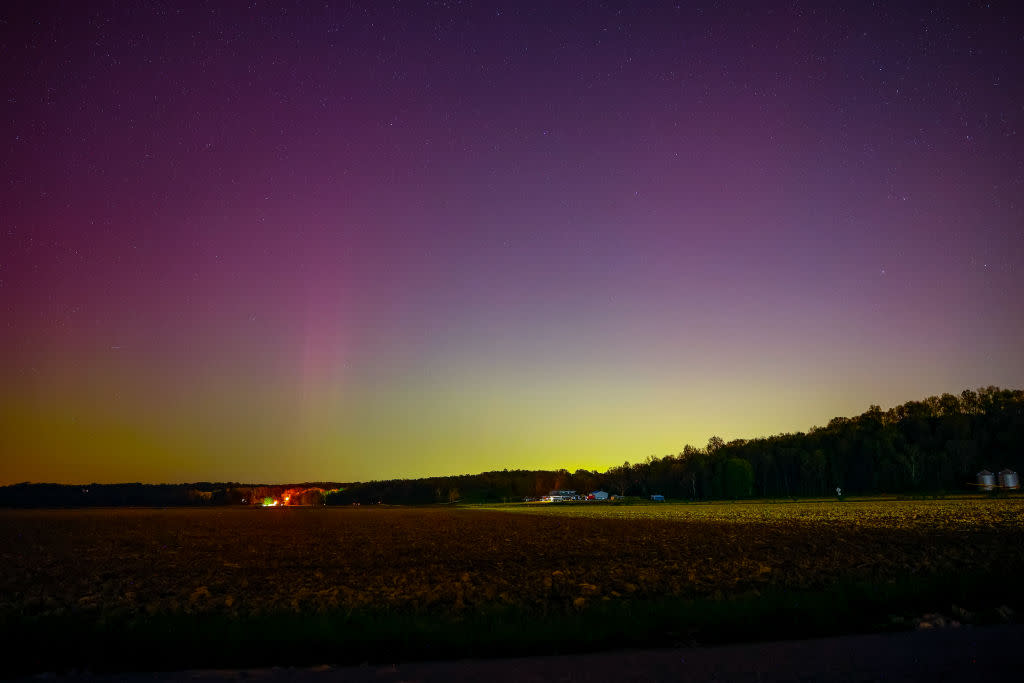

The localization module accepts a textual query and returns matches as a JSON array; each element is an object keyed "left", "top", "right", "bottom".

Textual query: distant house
[
  {"left": 545, "top": 490, "right": 578, "bottom": 502},
  {"left": 650, "top": 494, "right": 665, "bottom": 502},
  {"left": 588, "top": 490, "right": 609, "bottom": 500}
]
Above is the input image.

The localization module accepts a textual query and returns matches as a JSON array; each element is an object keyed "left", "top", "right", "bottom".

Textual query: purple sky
[{"left": 2, "top": 1, "right": 1023, "bottom": 484}]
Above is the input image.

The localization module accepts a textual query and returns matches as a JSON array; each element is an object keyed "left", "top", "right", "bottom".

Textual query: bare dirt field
[{"left": 2, "top": 499, "right": 1022, "bottom": 675}]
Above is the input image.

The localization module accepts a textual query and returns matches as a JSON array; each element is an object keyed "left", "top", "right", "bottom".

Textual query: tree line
[
  {"left": 0, "top": 482, "right": 348, "bottom": 508},
  {"left": 606, "top": 386, "right": 1023, "bottom": 500},
  {"left": 2, "top": 387, "right": 1021, "bottom": 507}
]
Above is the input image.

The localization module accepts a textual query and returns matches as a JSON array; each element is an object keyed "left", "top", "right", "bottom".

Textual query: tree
[
  {"left": 609, "top": 462, "right": 632, "bottom": 496},
  {"left": 722, "top": 458, "right": 753, "bottom": 498}
]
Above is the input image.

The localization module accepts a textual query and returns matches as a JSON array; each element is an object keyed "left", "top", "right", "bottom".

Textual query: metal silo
[
  {"left": 998, "top": 469, "right": 1019, "bottom": 490},
  {"left": 976, "top": 470, "right": 996, "bottom": 491}
]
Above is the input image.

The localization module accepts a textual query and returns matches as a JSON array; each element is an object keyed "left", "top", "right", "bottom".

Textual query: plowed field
[{"left": 2, "top": 499, "right": 1022, "bottom": 620}]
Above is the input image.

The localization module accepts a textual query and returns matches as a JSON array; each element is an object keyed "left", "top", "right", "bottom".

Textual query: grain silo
[
  {"left": 997, "top": 469, "right": 1019, "bottom": 490},
  {"left": 976, "top": 470, "right": 996, "bottom": 491}
]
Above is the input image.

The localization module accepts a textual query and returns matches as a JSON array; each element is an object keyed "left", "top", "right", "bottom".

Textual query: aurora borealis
[{"left": 2, "top": 1, "right": 1022, "bottom": 484}]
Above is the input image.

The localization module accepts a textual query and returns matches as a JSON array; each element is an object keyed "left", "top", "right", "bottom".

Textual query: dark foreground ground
[
  {"left": 5, "top": 504, "right": 1022, "bottom": 678},
  {"left": 22, "top": 624, "right": 1022, "bottom": 683}
]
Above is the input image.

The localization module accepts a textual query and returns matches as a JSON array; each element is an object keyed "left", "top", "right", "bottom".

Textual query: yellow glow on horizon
[{"left": 4, "top": 347, "right": 1006, "bottom": 485}]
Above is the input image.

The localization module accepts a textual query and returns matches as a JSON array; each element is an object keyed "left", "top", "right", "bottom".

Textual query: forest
[
  {"left": 2, "top": 387, "right": 1021, "bottom": 507},
  {"left": 607, "top": 386, "right": 1024, "bottom": 500}
]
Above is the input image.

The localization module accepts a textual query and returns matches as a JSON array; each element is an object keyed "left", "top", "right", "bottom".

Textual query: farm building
[
  {"left": 998, "top": 469, "right": 1019, "bottom": 489},
  {"left": 588, "top": 490, "right": 609, "bottom": 500},
  {"left": 650, "top": 494, "right": 665, "bottom": 502},
  {"left": 976, "top": 470, "right": 996, "bottom": 491},
  {"left": 544, "top": 490, "right": 579, "bottom": 502}
]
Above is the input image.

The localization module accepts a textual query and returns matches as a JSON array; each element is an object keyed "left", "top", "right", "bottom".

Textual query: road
[{"left": 25, "top": 624, "right": 1022, "bottom": 682}]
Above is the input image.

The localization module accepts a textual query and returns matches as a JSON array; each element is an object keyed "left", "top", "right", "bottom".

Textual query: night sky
[{"left": 2, "top": 1, "right": 1022, "bottom": 485}]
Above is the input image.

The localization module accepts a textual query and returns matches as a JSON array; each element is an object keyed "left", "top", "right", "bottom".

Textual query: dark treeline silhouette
[
  {"left": 322, "top": 468, "right": 601, "bottom": 505},
  {"left": 0, "top": 482, "right": 346, "bottom": 508},
  {"left": 2, "top": 387, "right": 1021, "bottom": 507},
  {"left": 612, "top": 386, "right": 1024, "bottom": 500}
]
